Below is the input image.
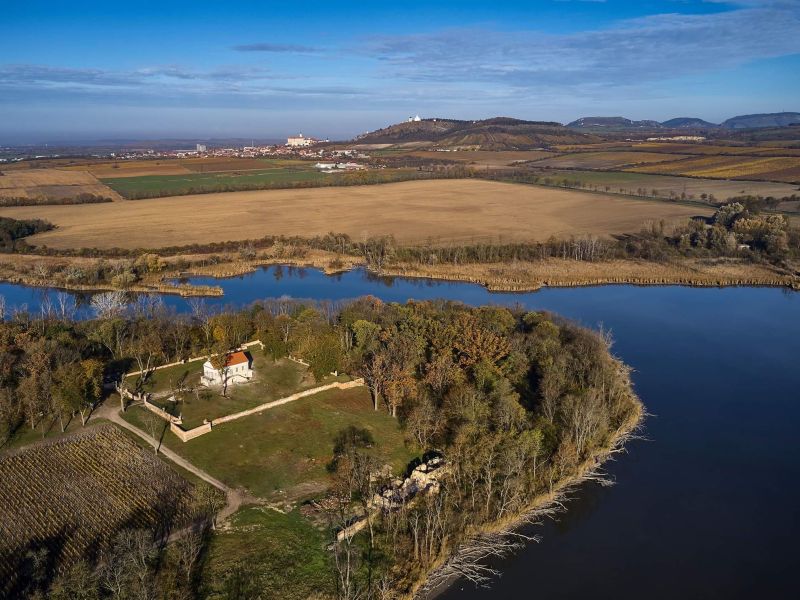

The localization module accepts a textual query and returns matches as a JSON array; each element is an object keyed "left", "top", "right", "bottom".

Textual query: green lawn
[
  {"left": 202, "top": 507, "right": 332, "bottom": 600},
  {"left": 143, "top": 356, "right": 350, "bottom": 429},
  {"left": 122, "top": 386, "right": 417, "bottom": 500},
  {"left": 102, "top": 166, "right": 330, "bottom": 198},
  {"left": 131, "top": 359, "right": 205, "bottom": 394}
]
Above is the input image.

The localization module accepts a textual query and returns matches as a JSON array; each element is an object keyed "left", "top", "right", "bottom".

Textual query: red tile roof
[{"left": 225, "top": 351, "right": 250, "bottom": 367}]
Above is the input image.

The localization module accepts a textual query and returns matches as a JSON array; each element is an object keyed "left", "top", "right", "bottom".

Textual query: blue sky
[{"left": 1, "top": 0, "right": 798, "bottom": 142}]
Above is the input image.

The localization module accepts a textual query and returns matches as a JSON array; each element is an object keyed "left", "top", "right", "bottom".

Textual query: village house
[{"left": 201, "top": 351, "right": 254, "bottom": 387}]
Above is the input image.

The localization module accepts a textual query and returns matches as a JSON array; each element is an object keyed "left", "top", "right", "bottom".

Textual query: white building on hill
[
  {"left": 201, "top": 351, "right": 254, "bottom": 387},
  {"left": 287, "top": 133, "right": 318, "bottom": 147}
]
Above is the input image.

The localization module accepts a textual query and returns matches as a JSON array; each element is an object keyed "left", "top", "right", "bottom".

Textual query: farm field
[
  {"left": 122, "top": 385, "right": 416, "bottom": 500},
  {"left": 102, "top": 165, "right": 328, "bottom": 198},
  {"left": 554, "top": 142, "right": 800, "bottom": 156},
  {"left": 0, "top": 168, "right": 121, "bottom": 201},
  {"left": 533, "top": 151, "right": 692, "bottom": 169},
  {"left": 628, "top": 142, "right": 800, "bottom": 156},
  {"left": 0, "top": 426, "right": 197, "bottom": 595},
  {"left": 625, "top": 155, "right": 800, "bottom": 183},
  {"left": 534, "top": 169, "right": 800, "bottom": 200},
  {"left": 2, "top": 179, "right": 712, "bottom": 249},
  {"left": 406, "top": 149, "right": 555, "bottom": 167},
  {"left": 68, "top": 157, "right": 313, "bottom": 178}
]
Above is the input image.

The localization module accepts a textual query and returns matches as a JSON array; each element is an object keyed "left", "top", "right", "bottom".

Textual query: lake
[{"left": 2, "top": 265, "right": 799, "bottom": 599}]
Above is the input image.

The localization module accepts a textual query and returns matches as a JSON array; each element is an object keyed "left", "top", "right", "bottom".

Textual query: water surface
[{"left": 2, "top": 266, "right": 798, "bottom": 599}]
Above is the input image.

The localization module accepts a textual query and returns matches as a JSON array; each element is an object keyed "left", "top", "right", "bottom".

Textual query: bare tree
[
  {"left": 360, "top": 353, "right": 388, "bottom": 411},
  {"left": 90, "top": 290, "right": 127, "bottom": 319}
]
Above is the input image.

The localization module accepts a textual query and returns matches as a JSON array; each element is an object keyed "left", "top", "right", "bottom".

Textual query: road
[{"left": 93, "top": 401, "right": 246, "bottom": 523}]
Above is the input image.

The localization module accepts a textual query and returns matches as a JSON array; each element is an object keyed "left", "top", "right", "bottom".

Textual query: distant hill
[
  {"left": 354, "top": 117, "right": 598, "bottom": 149},
  {"left": 660, "top": 117, "right": 719, "bottom": 129},
  {"left": 567, "top": 117, "right": 664, "bottom": 131},
  {"left": 721, "top": 112, "right": 800, "bottom": 130},
  {"left": 569, "top": 113, "right": 800, "bottom": 132}
]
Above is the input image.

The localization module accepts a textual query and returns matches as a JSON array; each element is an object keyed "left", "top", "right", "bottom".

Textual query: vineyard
[
  {"left": 626, "top": 155, "right": 800, "bottom": 183},
  {"left": 0, "top": 426, "right": 199, "bottom": 595}
]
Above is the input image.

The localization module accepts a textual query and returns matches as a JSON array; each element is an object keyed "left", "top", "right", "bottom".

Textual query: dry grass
[
  {"left": 0, "top": 179, "right": 711, "bottom": 249},
  {"left": 387, "top": 257, "right": 799, "bottom": 291},
  {"left": 0, "top": 168, "right": 122, "bottom": 200}
]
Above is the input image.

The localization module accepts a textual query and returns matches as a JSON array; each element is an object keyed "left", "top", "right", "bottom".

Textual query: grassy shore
[
  {"left": 0, "top": 249, "right": 797, "bottom": 300},
  {"left": 173, "top": 249, "right": 800, "bottom": 292}
]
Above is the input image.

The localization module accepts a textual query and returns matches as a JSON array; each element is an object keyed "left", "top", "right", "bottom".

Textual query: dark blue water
[{"left": 2, "top": 266, "right": 799, "bottom": 599}]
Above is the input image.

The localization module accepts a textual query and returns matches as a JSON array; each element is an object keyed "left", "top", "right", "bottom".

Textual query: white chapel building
[{"left": 201, "top": 351, "right": 254, "bottom": 387}]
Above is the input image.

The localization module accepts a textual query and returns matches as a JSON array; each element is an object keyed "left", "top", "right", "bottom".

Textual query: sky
[{"left": 1, "top": 0, "right": 799, "bottom": 143}]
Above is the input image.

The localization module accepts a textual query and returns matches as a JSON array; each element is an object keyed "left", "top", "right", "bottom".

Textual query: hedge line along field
[
  {"left": 0, "top": 179, "right": 711, "bottom": 249},
  {"left": 0, "top": 426, "right": 199, "bottom": 595}
]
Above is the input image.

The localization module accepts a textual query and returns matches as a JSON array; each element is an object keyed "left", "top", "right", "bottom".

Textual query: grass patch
[
  {"left": 121, "top": 386, "right": 416, "bottom": 500},
  {"left": 142, "top": 356, "right": 350, "bottom": 429},
  {"left": 203, "top": 506, "right": 332, "bottom": 600},
  {"left": 132, "top": 359, "right": 205, "bottom": 393}
]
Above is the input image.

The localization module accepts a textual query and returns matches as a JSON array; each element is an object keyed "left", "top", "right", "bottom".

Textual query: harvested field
[
  {"left": 71, "top": 161, "right": 193, "bottom": 178},
  {"left": 1, "top": 179, "right": 712, "bottom": 249},
  {"left": 629, "top": 143, "right": 800, "bottom": 157},
  {"left": 626, "top": 155, "right": 800, "bottom": 183},
  {"left": 101, "top": 165, "right": 326, "bottom": 198},
  {"left": 0, "top": 426, "right": 198, "bottom": 593},
  {"left": 407, "top": 150, "right": 555, "bottom": 167},
  {"left": 554, "top": 142, "right": 800, "bottom": 156},
  {"left": 534, "top": 151, "right": 691, "bottom": 169},
  {"left": 0, "top": 168, "right": 121, "bottom": 201},
  {"left": 537, "top": 169, "right": 800, "bottom": 200},
  {"left": 73, "top": 157, "right": 311, "bottom": 178}
]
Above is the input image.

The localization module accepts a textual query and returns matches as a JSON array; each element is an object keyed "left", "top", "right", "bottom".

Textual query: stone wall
[
  {"left": 143, "top": 397, "right": 182, "bottom": 425},
  {"left": 170, "top": 421, "right": 211, "bottom": 442},
  {"left": 171, "top": 378, "right": 366, "bottom": 442}
]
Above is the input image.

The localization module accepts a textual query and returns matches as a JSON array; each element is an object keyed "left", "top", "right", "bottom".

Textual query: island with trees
[{"left": 1, "top": 296, "right": 642, "bottom": 599}]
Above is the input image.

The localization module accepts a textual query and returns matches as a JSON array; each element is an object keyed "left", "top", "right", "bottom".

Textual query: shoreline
[
  {"left": 413, "top": 379, "right": 645, "bottom": 599},
  {"left": 0, "top": 251, "right": 797, "bottom": 298}
]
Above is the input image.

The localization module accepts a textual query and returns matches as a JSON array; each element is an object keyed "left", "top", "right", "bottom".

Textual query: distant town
[{"left": 0, "top": 132, "right": 376, "bottom": 173}]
